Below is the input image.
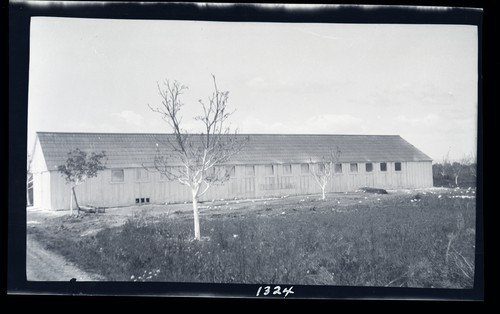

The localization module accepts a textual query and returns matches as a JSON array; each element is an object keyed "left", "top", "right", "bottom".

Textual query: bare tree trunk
[
  {"left": 455, "top": 175, "right": 459, "bottom": 187},
  {"left": 72, "top": 186, "right": 80, "bottom": 215},
  {"left": 192, "top": 192, "right": 201, "bottom": 240},
  {"left": 70, "top": 188, "right": 73, "bottom": 216},
  {"left": 321, "top": 185, "right": 326, "bottom": 200}
]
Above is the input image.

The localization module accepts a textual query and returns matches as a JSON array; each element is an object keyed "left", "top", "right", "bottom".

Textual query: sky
[{"left": 28, "top": 17, "right": 478, "bottom": 161}]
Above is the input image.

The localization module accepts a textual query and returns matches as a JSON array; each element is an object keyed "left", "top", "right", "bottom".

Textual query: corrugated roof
[{"left": 36, "top": 132, "right": 432, "bottom": 170}]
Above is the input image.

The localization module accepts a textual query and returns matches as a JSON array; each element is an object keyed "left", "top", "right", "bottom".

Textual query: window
[
  {"left": 226, "top": 165, "right": 236, "bottom": 176},
  {"left": 135, "top": 168, "right": 149, "bottom": 181},
  {"left": 264, "top": 165, "right": 275, "bottom": 176},
  {"left": 301, "top": 163, "right": 310, "bottom": 174},
  {"left": 205, "top": 167, "right": 216, "bottom": 178},
  {"left": 159, "top": 167, "right": 177, "bottom": 181},
  {"left": 366, "top": 163, "right": 373, "bottom": 172},
  {"left": 283, "top": 164, "right": 292, "bottom": 175},
  {"left": 334, "top": 163, "right": 343, "bottom": 173},
  {"left": 350, "top": 163, "right": 358, "bottom": 173},
  {"left": 380, "top": 162, "right": 387, "bottom": 172},
  {"left": 317, "top": 163, "right": 325, "bottom": 172},
  {"left": 245, "top": 165, "right": 255, "bottom": 176},
  {"left": 111, "top": 169, "right": 124, "bottom": 182},
  {"left": 135, "top": 197, "right": 150, "bottom": 204},
  {"left": 395, "top": 162, "right": 402, "bottom": 171}
]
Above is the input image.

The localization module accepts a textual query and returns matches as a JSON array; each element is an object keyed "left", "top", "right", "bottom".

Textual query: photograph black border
[{"left": 8, "top": 0, "right": 485, "bottom": 303}]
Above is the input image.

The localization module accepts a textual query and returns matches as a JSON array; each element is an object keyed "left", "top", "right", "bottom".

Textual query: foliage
[
  {"left": 57, "top": 148, "right": 107, "bottom": 186},
  {"left": 57, "top": 148, "right": 106, "bottom": 214}
]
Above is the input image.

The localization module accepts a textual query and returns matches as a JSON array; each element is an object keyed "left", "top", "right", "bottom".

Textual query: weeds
[{"left": 31, "top": 189, "right": 476, "bottom": 288}]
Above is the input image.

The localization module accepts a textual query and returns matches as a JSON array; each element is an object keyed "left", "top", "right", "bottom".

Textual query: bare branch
[
  {"left": 150, "top": 76, "right": 247, "bottom": 192},
  {"left": 198, "top": 181, "right": 211, "bottom": 197}
]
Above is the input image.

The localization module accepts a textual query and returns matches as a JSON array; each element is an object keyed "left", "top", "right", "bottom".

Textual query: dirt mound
[{"left": 359, "top": 187, "right": 388, "bottom": 194}]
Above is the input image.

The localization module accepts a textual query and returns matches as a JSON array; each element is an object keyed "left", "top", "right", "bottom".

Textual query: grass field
[{"left": 27, "top": 187, "right": 477, "bottom": 288}]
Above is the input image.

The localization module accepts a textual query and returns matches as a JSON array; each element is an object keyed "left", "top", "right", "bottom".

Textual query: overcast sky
[{"left": 28, "top": 17, "right": 478, "bottom": 161}]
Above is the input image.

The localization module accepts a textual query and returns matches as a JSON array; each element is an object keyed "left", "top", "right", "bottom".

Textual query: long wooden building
[{"left": 31, "top": 132, "right": 433, "bottom": 210}]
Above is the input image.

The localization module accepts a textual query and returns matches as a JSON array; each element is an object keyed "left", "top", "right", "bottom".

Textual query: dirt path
[{"left": 26, "top": 234, "right": 105, "bottom": 281}]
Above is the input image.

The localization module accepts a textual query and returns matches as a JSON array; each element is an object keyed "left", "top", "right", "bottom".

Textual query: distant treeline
[{"left": 432, "top": 161, "right": 476, "bottom": 188}]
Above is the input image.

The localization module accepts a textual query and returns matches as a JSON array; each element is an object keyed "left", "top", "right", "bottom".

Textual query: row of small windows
[
  {"left": 350, "top": 162, "right": 401, "bottom": 173},
  {"left": 136, "top": 197, "right": 150, "bottom": 204},
  {"left": 255, "top": 162, "right": 401, "bottom": 176},
  {"left": 361, "top": 162, "right": 401, "bottom": 172},
  {"left": 110, "top": 162, "right": 402, "bottom": 182},
  {"left": 261, "top": 164, "right": 293, "bottom": 176}
]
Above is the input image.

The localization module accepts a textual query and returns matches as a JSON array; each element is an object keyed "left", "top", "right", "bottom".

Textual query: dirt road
[{"left": 26, "top": 234, "right": 104, "bottom": 281}]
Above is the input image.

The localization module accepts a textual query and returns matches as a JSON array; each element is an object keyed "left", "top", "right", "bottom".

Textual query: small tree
[
  {"left": 58, "top": 148, "right": 107, "bottom": 215},
  {"left": 450, "top": 161, "right": 463, "bottom": 187},
  {"left": 310, "top": 147, "right": 341, "bottom": 200},
  {"left": 149, "top": 74, "right": 247, "bottom": 240},
  {"left": 433, "top": 152, "right": 454, "bottom": 187}
]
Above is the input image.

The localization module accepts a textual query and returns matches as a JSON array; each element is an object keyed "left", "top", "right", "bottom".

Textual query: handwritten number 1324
[{"left": 256, "top": 285, "right": 294, "bottom": 298}]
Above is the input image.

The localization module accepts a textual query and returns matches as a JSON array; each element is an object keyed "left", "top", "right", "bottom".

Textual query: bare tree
[
  {"left": 450, "top": 161, "right": 463, "bottom": 187},
  {"left": 432, "top": 151, "right": 454, "bottom": 187},
  {"left": 462, "top": 152, "right": 477, "bottom": 178},
  {"left": 310, "top": 147, "right": 342, "bottom": 200},
  {"left": 58, "top": 149, "right": 107, "bottom": 215},
  {"left": 149, "top": 74, "right": 247, "bottom": 240}
]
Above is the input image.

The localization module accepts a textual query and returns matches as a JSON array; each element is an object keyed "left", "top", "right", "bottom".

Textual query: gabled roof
[{"left": 36, "top": 132, "right": 432, "bottom": 170}]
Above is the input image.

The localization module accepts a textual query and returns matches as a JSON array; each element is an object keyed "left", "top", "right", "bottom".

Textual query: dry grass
[{"left": 28, "top": 187, "right": 476, "bottom": 288}]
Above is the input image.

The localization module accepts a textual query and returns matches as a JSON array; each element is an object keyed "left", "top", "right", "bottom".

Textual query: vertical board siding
[
  {"left": 33, "top": 172, "right": 42, "bottom": 208},
  {"left": 34, "top": 171, "right": 51, "bottom": 209},
  {"left": 299, "top": 175, "right": 310, "bottom": 194},
  {"left": 32, "top": 138, "right": 52, "bottom": 209},
  {"left": 47, "top": 161, "right": 434, "bottom": 210}
]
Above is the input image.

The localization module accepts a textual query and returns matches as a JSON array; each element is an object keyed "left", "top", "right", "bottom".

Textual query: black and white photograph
[{"left": 9, "top": 1, "right": 483, "bottom": 301}]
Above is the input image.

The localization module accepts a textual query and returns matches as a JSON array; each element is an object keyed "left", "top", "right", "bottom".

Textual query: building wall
[
  {"left": 47, "top": 160, "right": 433, "bottom": 210},
  {"left": 33, "top": 171, "right": 52, "bottom": 209},
  {"left": 32, "top": 138, "right": 52, "bottom": 209}
]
